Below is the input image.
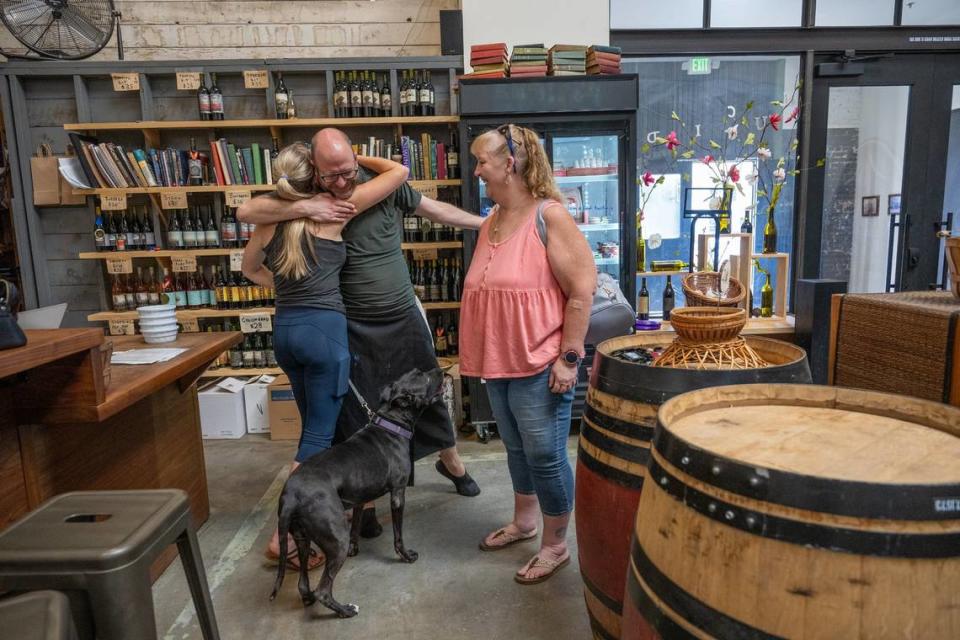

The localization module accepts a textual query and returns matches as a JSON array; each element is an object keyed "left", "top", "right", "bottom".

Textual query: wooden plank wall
[{"left": 0, "top": 0, "right": 458, "bottom": 61}]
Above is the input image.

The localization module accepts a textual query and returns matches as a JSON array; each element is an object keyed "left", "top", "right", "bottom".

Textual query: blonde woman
[
  {"left": 460, "top": 124, "right": 596, "bottom": 584},
  {"left": 242, "top": 141, "right": 408, "bottom": 570}
]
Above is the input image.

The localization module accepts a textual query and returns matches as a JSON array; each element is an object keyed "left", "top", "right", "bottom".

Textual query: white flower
[
  {"left": 725, "top": 125, "right": 739, "bottom": 140},
  {"left": 757, "top": 147, "right": 772, "bottom": 160},
  {"left": 745, "top": 172, "right": 759, "bottom": 185},
  {"left": 773, "top": 167, "right": 786, "bottom": 182}
]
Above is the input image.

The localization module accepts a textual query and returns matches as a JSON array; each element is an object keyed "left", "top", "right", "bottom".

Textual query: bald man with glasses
[{"left": 239, "top": 129, "right": 484, "bottom": 529}]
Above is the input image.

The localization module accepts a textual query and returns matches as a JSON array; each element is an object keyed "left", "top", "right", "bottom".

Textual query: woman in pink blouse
[{"left": 460, "top": 124, "right": 596, "bottom": 584}]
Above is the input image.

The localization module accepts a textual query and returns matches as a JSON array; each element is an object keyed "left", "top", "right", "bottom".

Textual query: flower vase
[{"left": 636, "top": 212, "right": 646, "bottom": 272}]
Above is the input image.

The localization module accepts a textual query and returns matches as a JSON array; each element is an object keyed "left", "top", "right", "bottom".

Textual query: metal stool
[
  {"left": 0, "top": 591, "right": 78, "bottom": 640},
  {"left": 0, "top": 490, "right": 220, "bottom": 640}
]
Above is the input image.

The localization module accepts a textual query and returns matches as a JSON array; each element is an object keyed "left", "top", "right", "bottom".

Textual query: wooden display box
[{"left": 697, "top": 232, "right": 789, "bottom": 317}]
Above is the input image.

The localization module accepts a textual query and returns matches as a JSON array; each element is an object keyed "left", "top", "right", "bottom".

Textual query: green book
[
  {"left": 251, "top": 143, "right": 263, "bottom": 184},
  {"left": 226, "top": 143, "right": 242, "bottom": 184}
]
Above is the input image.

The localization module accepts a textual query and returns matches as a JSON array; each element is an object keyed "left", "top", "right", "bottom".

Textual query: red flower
[
  {"left": 785, "top": 106, "right": 799, "bottom": 124},
  {"left": 769, "top": 113, "right": 782, "bottom": 131},
  {"left": 702, "top": 155, "right": 714, "bottom": 164},
  {"left": 728, "top": 165, "right": 740, "bottom": 183},
  {"left": 665, "top": 131, "right": 680, "bottom": 151},
  {"left": 642, "top": 171, "right": 656, "bottom": 187}
]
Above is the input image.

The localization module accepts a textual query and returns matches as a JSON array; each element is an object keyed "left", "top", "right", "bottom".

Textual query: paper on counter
[
  {"left": 111, "top": 348, "right": 188, "bottom": 365},
  {"left": 58, "top": 157, "right": 92, "bottom": 189}
]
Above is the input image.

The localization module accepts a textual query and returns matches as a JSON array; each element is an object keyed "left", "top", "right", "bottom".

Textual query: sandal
[
  {"left": 264, "top": 546, "right": 324, "bottom": 571},
  {"left": 514, "top": 552, "right": 571, "bottom": 585},
  {"left": 478, "top": 526, "right": 538, "bottom": 552}
]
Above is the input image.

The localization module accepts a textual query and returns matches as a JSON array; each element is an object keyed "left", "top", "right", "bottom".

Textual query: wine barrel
[
  {"left": 577, "top": 335, "right": 810, "bottom": 640},
  {"left": 622, "top": 384, "right": 960, "bottom": 640}
]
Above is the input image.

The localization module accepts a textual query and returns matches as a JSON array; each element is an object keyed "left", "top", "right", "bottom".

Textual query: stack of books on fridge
[
  {"left": 463, "top": 42, "right": 509, "bottom": 79},
  {"left": 509, "top": 44, "right": 547, "bottom": 78},
  {"left": 587, "top": 45, "right": 622, "bottom": 75},
  {"left": 548, "top": 45, "right": 588, "bottom": 76}
]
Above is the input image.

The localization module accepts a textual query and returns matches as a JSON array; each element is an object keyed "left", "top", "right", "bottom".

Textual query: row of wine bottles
[
  {"left": 109, "top": 265, "right": 276, "bottom": 311},
  {"left": 410, "top": 257, "right": 463, "bottom": 303},
  {"left": 95, "top": 206, "right": 251, "bottom": 252},
  {"left": 333, "top": 69, "right": 437, "bottom": 118},
  {"left": 635, "top": 276, "right": 675, "bottom": 322},
  {"left": 208, "top": 325, "right": 278, "bottom": 370},
  {"left": 431, "top": 311, "right": 459, "bottom": 357}
]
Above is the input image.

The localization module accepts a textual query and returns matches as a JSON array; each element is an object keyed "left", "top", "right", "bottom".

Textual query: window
[
  {"left": 710, "top": 0, "right": 803, "bottom": 28},
  {"left": 610, "top": 0, "right": 704, "bottom": 29},
  {"left": 902, "top": 0, "right": 960, "bottom": 26},
  {"left": 815, "top": 0, "right": 895, "bottom": 27}
]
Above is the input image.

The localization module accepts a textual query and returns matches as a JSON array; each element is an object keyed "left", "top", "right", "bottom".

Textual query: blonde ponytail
[{"left": 271, "top": 143, "right": 319, "bottom": 280}]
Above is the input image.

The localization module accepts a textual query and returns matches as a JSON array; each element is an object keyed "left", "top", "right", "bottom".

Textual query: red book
[
  {"left": 587, "top": 61, "right": 621, "bottom": 72},
  {"left": 509, "top": 65, "right": 548, "bottom": 75},
  {"left": 471, "top": 42, "right": 507, "bottom": 54},
  {"left": 208, "top": 142, "right": 225, "bottom": 185},
  {"left": 471, "top": 54, "right": 508, "bottom": 64},
  {"left": 587, "top": 51, "right": 621, "bottom": 64},
  {"left": 459, "top": 71, "right": 508, "bottom": 79}
]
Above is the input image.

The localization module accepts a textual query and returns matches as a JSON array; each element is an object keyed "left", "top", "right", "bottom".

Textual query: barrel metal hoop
[
  {"left": 653, "top": 423, "right": 960, "bottom": 521},
  {"left": 586, "top": 612, "right": 620, "bottom": 640},
  {"left": 577, "top": 444, "right": 646, "bottom": 491},
  {"left": 648, "top": 457, "right": 960, "bottom": 558},
  {"left": 582, "top": 404, "right": 655, "bottom": 442},
  {"left": 581, "top": 571, "right": 624, "bottom": 615},
  {"left": 628, "top": 538, "right": 786, "bottom": 640},
  {"left": 581, "top": 417, "right": 653, "bottom": 465}
]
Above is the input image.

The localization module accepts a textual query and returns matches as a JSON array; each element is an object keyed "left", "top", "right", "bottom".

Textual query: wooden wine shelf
[
  {"left": 73, "top": 179, "right": 460, "bottom": 197},
  {"left": 89, "top": 301, "right": 459, "bottom": 321},
  {"left": 200, "top": 366, "right": 282, "bottom": 379},
  {"left": 81, "top": 241, "right": 463, "bottom": 260},
  {"left": 64, "top": 116, "right": 460, "bottom": 133}
]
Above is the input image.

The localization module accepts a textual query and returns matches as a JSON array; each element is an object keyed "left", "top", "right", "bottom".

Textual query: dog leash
[{"left": 348, "top": 379, "right": 377, "bottom": 421}]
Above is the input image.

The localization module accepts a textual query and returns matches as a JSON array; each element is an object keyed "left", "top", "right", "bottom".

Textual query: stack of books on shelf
[
  {"left": 463, "top": 42, "right": 509, "bottom": 79},
  {"left": 352, "top": 135, "right": 451, "bottom": 180},
  {"left": 587, "top": 45, "right": 622, "bottom": 75},
  {"left": 548, "top": 45, "right": 588, "bottom": 76},
  {"left": 208, "top": 139, "right": 273, "bottom": 186},
  {"left": 509, "top": 44, "right": 547, "bottom": 78}
]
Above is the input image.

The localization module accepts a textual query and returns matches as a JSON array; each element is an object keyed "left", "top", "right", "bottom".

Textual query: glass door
[
  {"left": 551, "top": 134, "right": 621, "bottom": 281},
  {"left": 805, "top": 53, "right": 960, "bottom": 293}
]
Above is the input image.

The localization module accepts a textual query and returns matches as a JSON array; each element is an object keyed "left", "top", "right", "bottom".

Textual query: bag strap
[{"left": 535, "top": 200, "right": 548, "bottom": 247}]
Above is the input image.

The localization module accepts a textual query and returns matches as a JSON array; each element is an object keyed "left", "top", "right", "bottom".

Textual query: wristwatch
[{"left": 561, "top": 350, "right": 583, "bottom": 367}]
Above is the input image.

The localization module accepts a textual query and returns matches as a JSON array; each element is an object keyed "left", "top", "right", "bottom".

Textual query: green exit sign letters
[{"left": 689, "top": 57, "right": 712, "bottom": 75}]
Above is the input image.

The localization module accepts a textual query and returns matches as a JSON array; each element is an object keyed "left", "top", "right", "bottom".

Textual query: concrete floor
[{"left": 153, "top": 433, "right": 592, "bottom": 639}]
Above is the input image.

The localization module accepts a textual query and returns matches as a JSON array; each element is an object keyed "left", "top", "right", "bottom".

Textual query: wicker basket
[
  {"left": 669, "top": 306, "right": 747, "bottom": 344},
  {"left": 681, "top": 271, "right": 745, "bottom": 307}
]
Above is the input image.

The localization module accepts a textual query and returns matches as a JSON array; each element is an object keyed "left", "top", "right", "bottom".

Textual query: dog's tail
[{"left": 270, "top": 497, "right": 295, "bottom": 601}]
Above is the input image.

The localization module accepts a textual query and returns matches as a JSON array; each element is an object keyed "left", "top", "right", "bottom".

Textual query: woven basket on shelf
[
  {"left": 681, "top": 272, "right": 745, "bottom": 307},
  {"left": 668, "top": 306, "right": 747, "bottom": 344}
]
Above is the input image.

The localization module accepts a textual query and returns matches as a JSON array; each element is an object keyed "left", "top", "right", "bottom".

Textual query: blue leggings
[{"left": 273, "top": 307, "right": 350, "bottom": 463}]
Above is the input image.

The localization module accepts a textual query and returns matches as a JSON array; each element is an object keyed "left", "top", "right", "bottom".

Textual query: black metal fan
[{"left": 0, "top": 0, "right": 123, "bottom": 60}]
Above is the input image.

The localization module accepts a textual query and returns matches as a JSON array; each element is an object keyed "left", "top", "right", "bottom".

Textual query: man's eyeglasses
[
  {"left": 497, "top": 125, "right": 518, "bottom": 173},
  {"left": 317, "top": 166, "right": 359, "bottom": 184}
]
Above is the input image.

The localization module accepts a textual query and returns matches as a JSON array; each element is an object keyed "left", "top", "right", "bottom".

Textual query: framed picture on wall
[
  {"left": 862, "top": 195, "right": 880, "bottom": 217},
  {"left": 888, "top": 194, "right": 901, "bottom": 215}
]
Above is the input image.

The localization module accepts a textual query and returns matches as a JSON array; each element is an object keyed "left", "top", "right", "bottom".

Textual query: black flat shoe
[
  {"left": 359, "top": 506, "right": 382, "bottom": 539},
  {"left": 435, "top": 460, "right": 481, "bottom": 497}
]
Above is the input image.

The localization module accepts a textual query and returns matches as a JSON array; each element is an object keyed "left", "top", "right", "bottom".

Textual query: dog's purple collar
[{"left": 373, "top": 415, "right": 413, "bottom": 440}]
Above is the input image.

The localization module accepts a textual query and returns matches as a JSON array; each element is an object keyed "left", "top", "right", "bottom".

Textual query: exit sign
[{"left": 689, "top": 57, "right": 712, "bottom": 75}]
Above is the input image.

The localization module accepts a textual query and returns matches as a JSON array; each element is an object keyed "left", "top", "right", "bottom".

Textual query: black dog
[{"left": 270, "top": 367, "right": 445, "bottom": 618}]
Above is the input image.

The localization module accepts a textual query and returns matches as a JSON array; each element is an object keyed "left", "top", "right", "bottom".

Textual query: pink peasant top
[{"left": 459, "top": 201, "right": 567, "bottom": 379}]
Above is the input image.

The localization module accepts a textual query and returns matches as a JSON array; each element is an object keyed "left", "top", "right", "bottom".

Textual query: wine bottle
[
  {"left": 214, "top": 265, "right": 228, "bottom": 309},
  {"left": 242, "top": 333, "right": 255, "bottom": 368},
  {"left": 94, "top": 208, "right": 107, "bottom": 252},
  {"left": 209, "top": 72, "right": 224, "bottom": 120},
  {"left": 183, "top": 207, "right": 197, "bottom": 248},
  {"left": 371, "top": 73, "right": 382, "bottom": 115},
  {"left": 399, "top": 70, "right": 409, "bottom": 116},
  {"left": 114, "top": 212, "right": 127, "bottom": 252},
  {"left": 637, "top": 277, "right": 650, "bottom": 321},
  {"left": 650, "top": 260, "right": 688, "bottom": 272},
  {"left": 134, "top": 266, "right": 150, "bottom": 308},
  {"left": 763, "top": 211, "right": 778, "bottom": 254},
  {"left": 274, "top": 72, "right": 289, "bottom": 119},
  {"left": 220, "top": 207, "right": 237, "bottom": 248},
  {"left": 122, "top": 274, "right": 136, "bottom": 311},
  {"left": 197, "top": 77, "right": 211, "bottom": 121},
  {"left": 380, "top": 73, "right": 392, "bottom": 115},
  {"left": 252, "top": 333, "right": 265, "bottom": 368},
  {"left": 111, "top": 274, "right": 127, "bottom": 311},
  {"left": 662, "top": 275, "right": 675, "bottom": 321},
  {"left": 228, "top": 332, "right": 243, "bottom": 368},
  {"left": 264, "top": 332, "right": 277, "bottom": 367},
  {"left": 422, "top": 70, "right": 434, "bottom": 116},
  {"left": 349, "top": 71, "right": 362, "bottom": 118},
  {"left": 141, "top": 206, "right": 156, "bottom": 250},
  {"left": 147, "top": 266, "right": 161, "bottom": 305},
  {"left": 203, "top": 206, "right": 219, "bottom": 248},
  {"left": 362, "top": 71, "right": 374, "bottom": 117},
  {"left": 741, "top": 207, "right": 753, "bottom": 234},
  {"left": 446, "top": 313, "right": 458, "bottom": 356},
  {"left": 636, "top": 214, "right": 646, "bottom": 272},
  {"left": 334, "top": 72, "right": 347, "bottom": 118},
  {"left": 434, "top": 314, "right": 448, "bottom": 357},
  {"left": 167, "top": 210, "right": 184, "bottom": 249},
  {"left": 447, "top": 131, "right": 460, "bottom": 179},
  {"left": 188, "top": 137, "right": 203, "bottom": 186},
  {"left": 760, "top": 272, "right": 773, "bottom": 318}
]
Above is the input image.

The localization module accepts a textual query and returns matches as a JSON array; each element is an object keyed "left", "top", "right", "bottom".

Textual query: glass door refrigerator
[{"left": 458, "top": 75, "right": 639, "bottom": 436}]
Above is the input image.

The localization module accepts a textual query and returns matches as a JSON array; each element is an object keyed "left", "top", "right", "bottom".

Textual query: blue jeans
[
  {"left": 273, "top": 307, "right": 350, "bottom": 463},
  {"left": 484, "top": 367, "right": 575, "bottom": 516}
]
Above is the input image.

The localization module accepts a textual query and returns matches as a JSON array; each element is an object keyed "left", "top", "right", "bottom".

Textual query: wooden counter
[{"left": 1, "top": 330, "right": 241, "bottom": 534}]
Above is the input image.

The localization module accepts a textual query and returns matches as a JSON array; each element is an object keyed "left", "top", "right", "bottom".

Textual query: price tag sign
[
  {"left": 176, "top": 72, "right": 202, "bottom": 91},
  {"left": 229, "top": 250, "right": 244, "bottom": 272},
  {"left": 105, "top": 257, "right": 133, "bottom": 274},
  {"left": 111, "top": 73, "right": 140, "bottom": 92},
  {"left": 225, "top": 189, "right": 252, "bottom": 207},
  {"left": 101, "top": 193, "right": 127, "bottom": 210},
  {"left": 171, "top": 255, "right": 198, "bottom": 272},
  {"left": 243, "top": 70, "right": 269, "bottom": 89},
  {"left": 161, "top": 191, "right": 188, "bottom": 210},
  {"left": 180, "top": 317, "right": 200, "bottom": 333},
  {"left": 416, "top": 183, "right": 438, "bottom": 199},
  {"left": 108, "top": 319, "right": 135, "bottom": 336},
  {"left": 412, "top": 248, "right": 438, "bottom": 261},
  {"left": 239, "top": 312, "right": 272, "bottom": 333}
]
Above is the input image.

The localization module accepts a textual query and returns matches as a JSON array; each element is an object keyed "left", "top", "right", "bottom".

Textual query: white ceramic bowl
[
  {"left": 141, "top": 325, "right": 179, "bottom": 336},
  {"left": 137, "top": 303, "right": 176, "bottom": 318},
  {"left": 138, "top": 319, "right": 179, "bottom": 331},
  {"left": 143, "top": 332, "right": 178, "bottom": 344}
]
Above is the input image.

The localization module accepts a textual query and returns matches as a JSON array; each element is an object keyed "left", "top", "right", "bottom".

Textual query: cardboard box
[
  {"left": 243, "top": 374, "right": 277, "bottom": 434},
  {"left": 268, "top": 374, "right": 302, "bottom": 440},
  {"left": 198, "top": 377, "right": 249, "bottom": 439}
]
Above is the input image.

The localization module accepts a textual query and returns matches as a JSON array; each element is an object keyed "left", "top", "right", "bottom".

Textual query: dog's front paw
[
  {"left": 301, "top": 592, "right": 317, "bottom": 607},
  {"left": 397, "top": 548, "right": 419, "bottom": 563},
  {"left": 348, "top": 541, "right": 359, "bottom": 557},
  {"left": 339, "top": 603, "right": 359, "bottom": 618}
]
